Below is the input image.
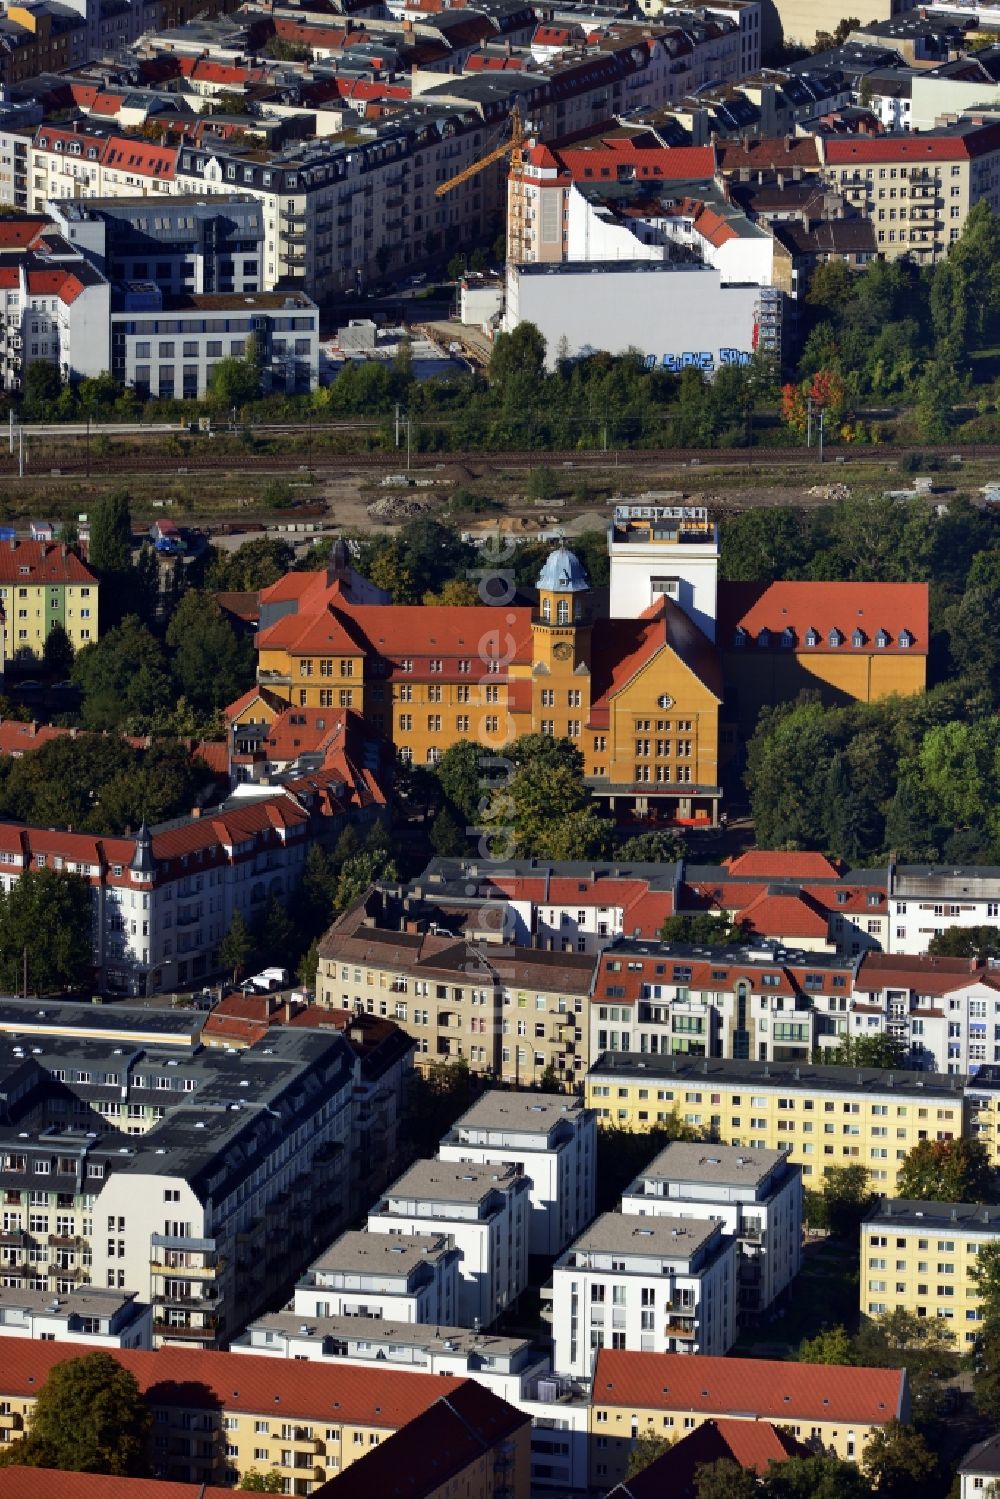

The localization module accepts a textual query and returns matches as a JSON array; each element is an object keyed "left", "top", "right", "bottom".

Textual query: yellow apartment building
[
  {"left": 584, "top": 1053, "right": 968, "bottom": 1192},
  {"left": 862, "top": 1199, "right": 1000, "bottom": 1348},
  {"left": 0, "top": 539, "right": 99, "bottom": 665},
  {"left": 0, "top": 1336, "right": 474, "bottom": 1490},
  {"left": 588, "top": 1347, "right": 909, "bottom": 1487}
]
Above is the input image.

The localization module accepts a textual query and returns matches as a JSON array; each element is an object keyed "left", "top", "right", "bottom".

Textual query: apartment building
[
  {"left": 292, "top": 1231, "right": 461, "bottom": 1326},
  {"left": 0, "top": 1027, "right": 356, "bottom": 1350},
  {"left": 315, "top": 884, "right": 596, "bottom": 1084},
  {"left": 590, "top": 938, "right": 858, "bottom": 1065},
  {"left": 887, "top": 865, "right": 1000, "bottom": 956},
  {"left": 550, "top": 1212, "right": 737, "bottom": 1376},
  {"left": 862, "top": 1199, "right": 1000, "bottom": 1345},
  {"left": 818, "top": 120, "right": 1000, "bottom": 264},
  {"left": 232, "top": 1315, "right": 547, "bottom": 1403},
  {"left": 585, "top": 1052, "right": 968, "bottom": 1191},
  {"left": 588, "top": 1347, "right": 910, "bottom": 1487},
  {"left": 0, "top": 787, "right": 376, "bottom": 995},
  {"left": 110, "top": 284, "right": 319, "bottom": 398},
  {"left": 314, "top": 1379, "right": 532, "bottom": 1499},
  {"left": 0, "top": 1335, "right": 478, "bottom": 1487},
  {"left": 620, "top": 1141, "right": 802, "bottom": 1320},
  {"left": 367, "top": 1160, "right": 530, "bottom": 1329},
  {"left": 851, "top": 952, "right": 1000, "bottom": 1074},
  {"left": 0, "top": 222, "right": 109, "bottom": 394},
  {"left": 0, "top": 539, "right": 99, "bottom": 664},
  {"left": 49, "top": 193, "right": 265, "bottom": 294},
  {"left": 438, "top": 1091, "right": 596, "bottom": 1258},
  {"left": 0, "top": 1285, "right": 152, "bottom": 1347}
]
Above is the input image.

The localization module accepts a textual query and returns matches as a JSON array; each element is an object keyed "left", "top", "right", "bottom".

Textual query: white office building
[
  {"left": 291, "top": 1231, "right": 461, "bottom": 1326},
  {"left": 549, "top": 1212, "right": 737, "bottom": 1376},
  {"left": 438, "top": 1091, "right": 596, "bottom": 1258},
  {"left": 620, "top": 1142, "right": 802, "bottom": 1321},
  {"left": 367, "top": 1160, "right": 530, "bottom": 1329}
]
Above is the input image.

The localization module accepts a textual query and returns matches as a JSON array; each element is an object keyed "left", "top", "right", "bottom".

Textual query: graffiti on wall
[{"left": 643, "top": 348, "right": 754, "bottom": 373}]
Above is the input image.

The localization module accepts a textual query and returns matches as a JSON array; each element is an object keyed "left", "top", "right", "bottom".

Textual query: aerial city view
[{"left": 0, "top": 0, "right": 997, "bottom": 1492}]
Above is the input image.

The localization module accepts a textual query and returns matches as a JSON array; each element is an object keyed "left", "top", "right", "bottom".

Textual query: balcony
[
  {"left": 154, "top": 1317, "right": 218, "bottom": 1341},
  {"left": 665, "top": 1320, "right": 698, "bottom": 1339}
]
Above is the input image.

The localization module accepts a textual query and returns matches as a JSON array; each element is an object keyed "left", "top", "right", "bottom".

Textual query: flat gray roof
[
  {"left": 569, "top": 1211, "right": 719, "bottom": 1259},
  {"left": 242, "top": 1311, "right": 534, "bottom": 1358},
  {"left": 588, "top": 1051, "right": 966, "bottom": 1100},
  {"left": 452, "top": 1089, "right": 589, "bottom": 1135},
  {"left": 308, "top": 1231, "right": 454, "bottom": 1275},
  {"left": 864, "top": 1199, "right": 1000, "bottom": 1234},
  {"left": 0, "top": 1285, "right": 141, "bottom": 1317},
  {"left": 634, "top": 1141, "right": 791, "bottom": 1188},
  {"left": 385, "top": 1159, "right": 521, "bottom": 1205}
]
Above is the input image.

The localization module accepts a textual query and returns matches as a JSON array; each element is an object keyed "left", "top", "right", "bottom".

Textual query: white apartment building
[
  {"left": 620, "top": 1142, "right": 802, "bottom": 1321},
  {"left": 0, "top": 1027, "right": 356, "bottom": 1350},
  {"left": 852, "top": 953, "right": 1000, "bottom": 1074},
  {"left": 550, "top": 1212, "right": 737, "bottom": 1376},
  {"left": 0, "top": 228, "right": 109, "bottom": 392},
  {"left": 367, "top": 1160, "right": 530, "bottom": 1329},
  {"left": 607, "top": 502, "right": 720, "bottom": 639},
  {"left": 0, "top": 1286, "right": 152, "bottom": 1348},
  {"left": 438, "top": 1091, "right": 596, "bottom": 1258},
  {"left": 291, "top": 1231, "right": 461, "bottom": 1325},
  {"left": 888, "top": 866, "right": 1000, "bottom": 956}
]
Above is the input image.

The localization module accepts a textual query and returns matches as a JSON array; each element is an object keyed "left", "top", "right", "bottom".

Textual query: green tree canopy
[
  {"left": 861, "top": 1420, "right": 938, "bottom": 1499},
  {"left": 895, "top": 1137, "right": 997, "bottom": 1203},
  {"left": 0, "top": 1350, "right": 151, "bottom": 1475},
  {"left": 88, "top": 490, "right": 133, "bottom": 577},
  {"left": 165, "top": 590, "right": 254, "bottom": 712},
  {"left": 218, "top": 910, "right": 253, "bottom": 982},
  {"left": 481, "top": 741, "right": 611, "bottom": 861},
  {"left": 615, "top": 829, "right": 686, "bottom": 863},
  {"left": 72, "top": 616, "right": 173, "bottom": 732},
  {"left": 205, "top": 538, "right": 294, "bottom": 592},
  {"left": 0, "top": 868, "right": 93, "bottom": 994},
  {"left": 657, "top": 913, "right": 749, "bottom": 946},
  {"left": 625, "top": 1431, "right": 674, "bottom": 1479},
  {"left": 929, "top": 925, "right": 1000, "bottom": 959},
  {"left": 798, "top": 1325, "right": 856, "bottom": 1365},
  {"left": 828, "top": 1034, "right": 908, "bottom": 1069},
  {"left": 42, "top": 621, "right": 74, "bottom": 679}
]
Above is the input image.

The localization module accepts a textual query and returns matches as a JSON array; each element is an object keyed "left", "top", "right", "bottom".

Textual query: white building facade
[{"left": 291, "top": 1231, "right": 461, "bottom": 1325}]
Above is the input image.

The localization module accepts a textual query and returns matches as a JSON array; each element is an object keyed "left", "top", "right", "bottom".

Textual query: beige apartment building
[{"left": 862, "top": 1199, "right": 1000, "bottom": 1347}]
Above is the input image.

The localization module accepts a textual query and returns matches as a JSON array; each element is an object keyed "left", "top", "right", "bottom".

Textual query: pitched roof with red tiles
[
  {"left": 524, "top": 140, "right": 715, "bottom": 182},
  {"left": 717, "top": 135, "right": 821, "bottom": 173},
  {"left": 824, "top": 122, "right": 1000, "bottom": 164},
  {"left": 102, "top": 136, "right": 177, "bottom": 180},
  {"left": 0, "top": 1470, "right": 233, "bottom": 1499},
  {"left": 0, "top": 540, "right": 96, "bottom": 585},
  {"left": 0, "top": 1337, "right": 463, "bottom": 1427},
  {"left": 739, "top": 886, "right": 831, "bottom": 940},
  {"left": 593, "top": 942, "right": 851, "bottom": 1005},
  {"left": 0, "top": 721, "right": 67, "bottom": 756},
  {"left": 610, "top": 1418, "right": 811, "bottom": 1499},
  {"left": 593, "top": 1347, "right": 906, "bottom": 1425},
  {"left": 717, "top": 580, "right": 928, "bottom": 653},
  {"left": 0, "top": 218, "right": 47, "bottom": 249},
  {"left": 856, "top": 951, "right": 996, "bottom": 996},
  {"left": 25, "top": 269, "right": 88, "bottom": 306},
  {"left": 311, "top": 1382, "right": 527, "bottom": 1499},
  {"left": 589, "top": 599, "right": 721, "bottom": 723},
  {"left": 725, "top": 851, "right": 844, "bottom": 880}
]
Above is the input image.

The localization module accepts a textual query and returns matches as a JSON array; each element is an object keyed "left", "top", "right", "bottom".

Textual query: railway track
[{"left": 7, "top": 441, "right": 1000, "bottom": 479}]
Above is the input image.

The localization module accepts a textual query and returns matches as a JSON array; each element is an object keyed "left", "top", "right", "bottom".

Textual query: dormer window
[
  {"left": 757, "top": 628, "right": 770, "bottom": 648},
  {"left": 851, "top": 628, "right": 865, "bottom": 648},
  {"left": 805, "top": 628, "right": 819, "bottom": 647},
  {"left": 781, "top": 627, "right": 794, "bottom": 648},
  {"left": 828, "top": 628, "right": 843, "bottom": 647},
  {"left": 876, "top": 629, "right": 889, "bottom": 648},
  {"left": 899, "top": 629, "right": 913, "bottom": 649},
  {"left": 733, "top": 627, "right": 747, "bottom": 648}
]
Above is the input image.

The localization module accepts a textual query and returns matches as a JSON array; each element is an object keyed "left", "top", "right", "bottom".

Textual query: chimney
[
  {"left": 191, "top": 807, "right": 201, "bottom": 819},
  {"left": 285, "top": 999, "right": 293, "bottom": 1023}
]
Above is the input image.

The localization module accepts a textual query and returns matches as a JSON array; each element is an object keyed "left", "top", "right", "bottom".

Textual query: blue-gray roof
[{"left": 536, "top": 546, "right": 589, "bottom": 593}]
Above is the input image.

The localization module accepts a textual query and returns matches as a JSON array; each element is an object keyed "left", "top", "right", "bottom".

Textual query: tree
[
  {"left": 862, "top": 1421, "right": 938, "bottom": 1499},
  {"left": 165, "top": 590, "right": 254, "bottom": 712},
  {"left": 895, "top": 1137, "right": 997, "bottom": 1204},
  {"left": 240, "top": 1471, "right": 285, "bottom": 1493},
  {"left": 806, "top": 1163, "right": 873, "bottom": 1238},
  {"left": 205, "top": 538, "right": 294, "bottom": 592},
  {"left": 430, "top": 805, "right": 466, "bottom": 856},
  {"left": 929, "top": 925, "right": 1000, "bottom": 960},
  {"left": 658, "top": 913, "right": 748, "bottom": 946},
  {"left": 0, "top": 1350, "right": 151, "bottom": 1475},
  {"left": 828, "top": 1034, "right": 908, "bottom": 1070},
  {"left": 434, "top": 740, "right": 483, "bottom": 826},
  {"left": 72, "top": 617, "right": 173, "bottom": 732},
  {"left": 625, "top": 1431, "right": 674, "bottom": 1479},
  {"left": 209, "top": 336, "right": 261, "bottom": 407},
  {"left": 88, "top": 490, "right": 133, "bottom": 577},
  {"left": 335, "top": 847, "right": 398, "bottom": 914},
  {"left": 422, "top": 578, "right": 479, "bottom": 606},
  {"left": 692, "top": 1458, "right": 759, "bottom": 1499},
  {"left": 798, "top": 1325, "right": 856, "bottom": 1365},
  {"left": 481, "top": 749, "right": 611, "bottom": 861},
  {"left": 616, "top": 829, "right": 686, "bottom": 863},
  {"left": 0, "top": 868, "right": 93, "bottom": 994},
  {"left": 42, "top": 621, "right": 74, "bottom": 679},
  {"left": 218, "top": 910, "right": 253, "bottom": 983},
  {"left": 854, "top": 1309, "right": 958, "bottom": 1424},
  {"left": 764, "top": 1454, "right": 871, "bottom": 1499},
  {"left": 489, "top": 321, "right": 546, "bottom": 394}
]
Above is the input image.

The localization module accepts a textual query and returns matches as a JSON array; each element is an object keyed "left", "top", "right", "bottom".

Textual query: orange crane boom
[{"left": 434, "top": 105, "right": 526, "bottom": 265}]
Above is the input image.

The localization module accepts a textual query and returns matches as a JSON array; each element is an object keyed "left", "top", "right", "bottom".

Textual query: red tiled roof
[
  {"left": 694, "top": 205, "right": 739, "bottom": 246},
  {"left": 613, "top": 1418, "right": 810, "bottom": 1499},
  {"left": 590, "top": 599, "right": 721, "bottom": 715},
  {"left": 0, "top": 1338, "right": 463, "bottom": 1427},
  {"left": 824, "top": 123, "right": 1000, "bottom": 163},
  {"left": 717, "top": 580, "right": 928, "bottom": 653},
  {"left": 593, "top": 1348, "right": 906, "bottom": 1425},
  {"left": 193, "top": 740, "right": 228, "bottom": 776},
  {"left": 0, "top": 218, "right": 47, "bottom": 249},
  {"left": 593, "top": 943, "right": 850, "bottom": 1005},
  {"left": 0, "top": 540, "right": 96, "bottom": 584},
  {"left": 856, "top": 951, "right": 991, "bottom": 995},
  {"left": 740, "top": 887, "right": 831, "bottom": 940},
  {"left": 0, "top": 721, "right": 66, "bottom": 756},
  {"left": 717, "top": 136, "right": 820, "bottom": 172},
  {"left": 726, "top": 851, "right": 844, "bottom": 879},
  {"left": 525, "top": 141, "right": 715, "bottom": 182},
  {"left": 0, "top": 1470, "right": 233, "bottom": 1499}
]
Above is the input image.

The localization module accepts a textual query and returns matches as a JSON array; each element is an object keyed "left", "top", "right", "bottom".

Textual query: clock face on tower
[{"left": 552, "top": 641, "right": 573, "bottom": 661}]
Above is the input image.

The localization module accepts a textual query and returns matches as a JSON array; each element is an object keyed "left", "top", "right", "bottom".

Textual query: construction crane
[{"left": 435, "top": 105, "right": 527, "bottom": 266}]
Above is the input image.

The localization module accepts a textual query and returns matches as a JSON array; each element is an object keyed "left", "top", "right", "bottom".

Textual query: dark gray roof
[{"left": 588, "top": 1050, "right": 967, "bottom": 1099}]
